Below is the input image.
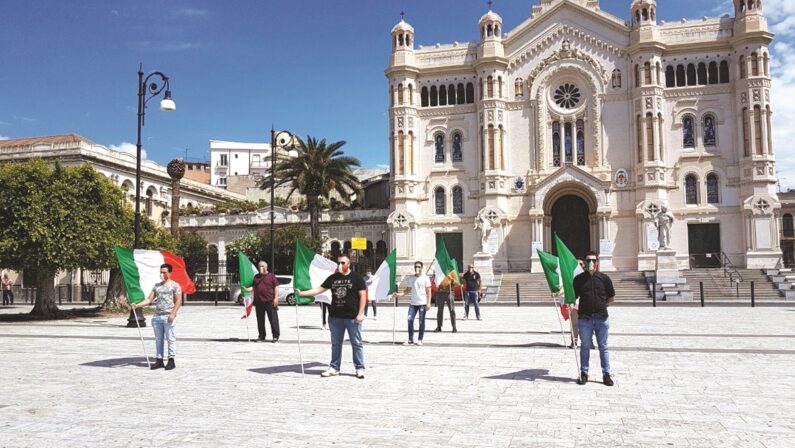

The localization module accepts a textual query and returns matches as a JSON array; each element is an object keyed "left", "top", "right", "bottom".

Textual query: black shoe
[
  {"left": 433, "top": 328, "right": 442, "bottom": 333},
  {"left": 165, "top": 358, "right": 175, "bottom": 370},
  {"left": 576, "top": 372, "right": 588, "bottom": 385},
  {"left": 452, "top": 328, "right": 458, "bottom": 333},
  {"left": 150, "top": 359, "right": 165, "bottom": 370},
  {"left": 603, "top": 373, "right": 614, "bottom": 386},
  {"left": 272, "top": 337, "right": 279, "bottom": 343},
  {"left": 568, "top": 341, "right": 575, "bottom": 349}
]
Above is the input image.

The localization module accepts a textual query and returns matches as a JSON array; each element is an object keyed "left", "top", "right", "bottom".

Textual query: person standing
[
  {"left": 573, "top": 252, "right": 615, "bottom": 386},
  {"left": 2, "top": 273, "right": 13, "bottom": 306},
  {"left": 404, "top": 261, "right": 431, "bottom": 345},
  {"left": 130, "top": 263, "right": 183, "bottom": 370},
  {"left": 434, "top": 272, "right": 458, "bottom": 333},
  {"left": 319, "top": 302, "right": 330, "bottom": 330},
  {"left": 297, "top": 254, "right": 367, "bottom": 379},
  {"left": 462, "top": 265, "right": 482, "bottom": 320},
  {"left": 245, "top": 261, "right": 280, "bottom": 342},
  {"left": 363, "top": 270, "right": 377, "bottom": 320}
]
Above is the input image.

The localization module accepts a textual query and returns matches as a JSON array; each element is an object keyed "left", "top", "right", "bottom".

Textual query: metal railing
[{"left": 720, "top": 251, "right": 743, "bottom": 284}]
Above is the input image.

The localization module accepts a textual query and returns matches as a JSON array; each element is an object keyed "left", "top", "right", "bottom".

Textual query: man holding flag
[
  {"left": 573, "top": 251, "right": 615, "bottom": 386},
  {"left": 431, "top": 239, "right": 460, "bottom": 333},
  {"left": 245, "top": 260, "right": 280, "bottom": 343}
]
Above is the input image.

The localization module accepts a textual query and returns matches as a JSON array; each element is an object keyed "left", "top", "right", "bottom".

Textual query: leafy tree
[
  {"left": 259, "top": 136, "right": 362, "bottom": 241},
  {"left": 0, "top": 160, "right": 131, "bottom": 317},
  {"left": 176, "top": 230, "right": 208, "bottom": 278},
  {"left": 226, "top": 225, "right": 322, "bottom": 275}
]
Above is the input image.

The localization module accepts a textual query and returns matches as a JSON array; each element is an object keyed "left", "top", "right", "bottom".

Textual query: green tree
[
  {"left": 176, "top": 230, "right": 208, "bottom": 278},
  {"left": 259, "top": 136, "right": 362, "bottom": 241},
  {"left": 226, "top": 225, "right": 322, "bottom": 275},
  {"left": 0, "top": 160, "right": 131, "bottom": 317}
]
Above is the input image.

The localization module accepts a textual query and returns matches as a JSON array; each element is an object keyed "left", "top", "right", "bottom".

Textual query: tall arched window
[
  {"left": 408, "top": 84, "right": 413, "bottom": 105},
  {"left": 666, "top": 66, "right": 675, "bottom": 87},
  {"left": 685, "top": 174, "right": 699, "bottom": 205},
  {"left": 448, "top": 84, "right": 456, "bottom": 105},
  {"left": 708, "top": 62, "right": 718, "bottom": 84},
  {"left": 452, "top": 186, "right": 463, "bottom": 214},
  {"left": 740, "top": 55, "right": 746, "bottom": 79},
  {"left": 635, "top": 64, "right": 640, "bottom": 87},
  {"left": 656, "top": 62, "right": 661, "bottom": 85},
  {"left": 145, "top": 187, "right": 155, "bottom": 217},
  {"left": 636, "top": 115, "right": 643, "bottom": 161},
  {"left": 208, "top": 245, "right": 219, "bottom": 274},
  {"left": 498, "top": 125, "right": 505, "bottom": 170},
  {"left": 742, "top": 107, "right": 750, "bottom": 157},
  {"left": 644, "top": 62, "right": 652, "bottom": 85},
  {"left": 498, "top": 76, "right": 503, "bottom": 98},
  {"left": 706, "top": 173, "right": 719, "bottom": 204},
  {"left": 434, "top": 187, "right": 446, "bottom": 215},
  {"left": 421, "top": 86, "right": 429, "bottom": 107},
  {"left": 784, "top": 214, "right": 794, "bottom": 238},
  {"left": 487, "top": 125, "right": 495, "bottom": 169},
  {"left": 683, "top": 115, "right": 695, "bottom": 148},
  {"left": 720, "top": 61, "right": 730, "bottom": 83},
  {"left": 754, "top": 105, "right": 763, "bottom": 155},
  {"left": 751, "top": 52, "right": 759, "bottom": 76},
  {"left": 576, "top": 119, "right": 585, "bottom": 166},
  {"left": 686, "top": 64, "right": 696, "bottom": 86},
  {"left": 457, "top": 84, "right": 465, "bottom": 105},
  {"left": 658, "top": 113, "right": 665, "bottom": 161},
  {"left": 407, "top": 131, "right": 414, "bottom": 174},
  {"left": 564, "top": 122, "right": 573, "bottom": 163},
  {"left": 766, "top": 106, "right": 773, "bottom": 154},
  {"left": 434, "top": 133, "right": 445, "bottom": 163},
  {"left": 397, "top": 83, "right": 404, "bottom": 105},
  {"left": 480, "top": 126, "right": 485, "bottom": 171},
  {"left": 466, "top": 83, "right": 475, "bottom": 103},
  {"left": 389, "top": 85, "right": 394, "bottom": 107},
  {"left": 398, "top": 131, "right": 405, "bottom": 174},
  {"left": 703, "top": 114, "right": 717, "bottom": 147},
  {"left": 487, "top": 76, "right": 494, "bottom": 98},
  {"left": 430, "top": 86, "right": 438, "bottom": 107},
  {"left": 764, "top": 53, "right": 770, "bottom": 76},
  {"left": 515, "top": 78, "right": 524, "bottom": 97},
  {"left": 553, "top": 122, "right": 561, "bottom": 167},
  {"left": 612, "top": 69, "right": 622, "bottom": 88},
  {"left": 439, "top": 85, "right": 447, "bottom": 106},
  {"left": 697, "top": 63, "right": 707, "bottom": 85},
  {"left": 452, "top": 132, "right": 463, "bottom": 162},
  {"left": 479, "top": 79, "right": 484, "bottom": 99},
  {"left": 676, "top": 65, "right": 686, "bottom": 87},
  {"left": 646, "top": 112, "right": 654, "bottom": 160}
]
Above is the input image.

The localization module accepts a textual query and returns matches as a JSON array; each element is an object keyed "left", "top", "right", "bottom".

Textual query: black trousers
[
  {"left": 254, "top": 301, "right": 280, "bottom": 340},
  {"left": 435, "top": 290, "right": 456, "bottom": 330},
  {"left": 320, "top": 302, "right": 329, "bottom": 326},
  {"left": 2, "top": 290, "right": 12, "bottom": 305}
]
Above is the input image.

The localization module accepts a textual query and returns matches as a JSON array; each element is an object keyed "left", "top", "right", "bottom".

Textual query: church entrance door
[{"left": 551, "top": 194, "right": 590, "bottom": 258}]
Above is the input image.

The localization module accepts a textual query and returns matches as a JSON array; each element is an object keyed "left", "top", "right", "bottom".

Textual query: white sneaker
[
  {"left": 416, "top": 340, "right": 423, "bottom": 346},
  {"left": 373, "top": 316, "right": 378, "bottom": 320},
  {"left": 463, "top": 315, "right": 468, "bottom": 320},
  {"left": 320, "top": 368, "right": 339, "bottom": 377},
  {"left": 322, "top": 324, "right": 328, "bottom": 330},
  {"left": 355, "top": 368, "right": 366, "bottom": 379}
]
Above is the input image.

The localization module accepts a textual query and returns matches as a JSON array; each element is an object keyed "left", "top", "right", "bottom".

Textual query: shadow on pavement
[
  {"left": 484, "top": 369, "right": 575, "bottom": 383},
  {"left": 249, "top": 362, "right": 326, "bottom": 376},
  {"left": 81, "top": 357, "right": 151, "bottom": 368}
]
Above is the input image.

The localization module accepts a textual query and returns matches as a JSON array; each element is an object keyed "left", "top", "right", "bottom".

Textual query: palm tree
[{"left": 259, "top": 136, "right": 362, "bottom": 241}]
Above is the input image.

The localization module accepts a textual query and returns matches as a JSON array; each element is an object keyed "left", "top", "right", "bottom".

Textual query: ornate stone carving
[{"left": 526, "top": 40, "right": 608, "bottom": 89}]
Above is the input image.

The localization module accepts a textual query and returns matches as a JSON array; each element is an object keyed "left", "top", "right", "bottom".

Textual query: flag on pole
[
  {"left": 114, "top": 246, "right": 197, "bottom": 304},
  {"left": 292, "top": 241, "right": 337, "bottom": 305},
  {"left": 430, "top": 238, "right": 459, "bottom": 288},
  {"left": 368, "top": 249, "right": 397, "bottom": 302},
  {"left": 537, "top": 249, "right": 562, "bottom": 295},
  {"left": 238, "top": 252, "right": 258, "bottom": 318},
  {"left": 554, "top": 234, "right": 584, "bottom": 305}
]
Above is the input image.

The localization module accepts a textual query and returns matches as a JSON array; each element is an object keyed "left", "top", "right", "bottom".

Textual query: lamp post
[
  {"left": 269, "top": 128, "right": 297, "bottom": 271},
  {"left": 129, "top": 63, "right": 175, "bottom": 328}
]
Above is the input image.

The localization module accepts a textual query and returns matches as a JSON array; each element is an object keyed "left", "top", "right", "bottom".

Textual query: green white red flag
[
  {"left": 238, "top": 252, "right": 258, "bottom": 319},
  {"left": 114, "top": 246, "right": 196, "bottom": 304},
  {"left": 292, "top": 241, "right": 337, "bottom": 305},
  {"left": 368, "top": 249, "right": 397, "bottom": 302}
]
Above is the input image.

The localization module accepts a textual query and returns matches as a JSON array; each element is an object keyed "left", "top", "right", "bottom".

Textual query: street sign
[{"left": 351, "top": 237, "right": 367, "bottom": 250}]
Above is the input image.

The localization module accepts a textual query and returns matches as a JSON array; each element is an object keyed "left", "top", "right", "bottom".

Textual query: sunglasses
[
  {"left": 585, "top": 258, "right": 598, "bottom": 262},
  {"left": 338, "top": 261, "right": 349, "bottom": 266}
]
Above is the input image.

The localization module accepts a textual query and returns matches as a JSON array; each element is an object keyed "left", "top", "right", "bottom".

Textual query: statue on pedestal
[
  {"left": 474, "top": 214, "right": 492, "bottom": 254},
  {"left": 655, "top": 205, "right": 675, "bottom": 250}
]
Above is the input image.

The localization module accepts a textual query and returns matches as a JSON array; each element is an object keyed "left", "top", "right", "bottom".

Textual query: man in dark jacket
[
  {"left": 247, "top": 261, "right": 280, "bottom": 342},
  {"left": 573, "top": 251, "right": 615, "bottom": 386}
]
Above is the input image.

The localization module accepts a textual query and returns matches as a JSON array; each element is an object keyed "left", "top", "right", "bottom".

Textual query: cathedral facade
[{"left": 386, "top": 0, "right": 781, "bottom": 273}]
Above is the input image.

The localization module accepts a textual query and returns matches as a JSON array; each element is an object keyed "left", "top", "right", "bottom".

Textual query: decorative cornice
[
  {"left": 509, "top": 24, "right": 625, "bottom": 70},
  {"left": 417, "top": 105, "right": 477, "bottom": 117},
  {"left": 663, "top": 85, "right": 733, "bottom": 98}
]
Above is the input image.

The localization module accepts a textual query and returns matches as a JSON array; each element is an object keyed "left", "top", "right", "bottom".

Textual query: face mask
[
  {"left": 160, "top": 273, "right": 167, "bottom": 281},
  {"left": 414, "top": 267, "right": 422, "bottom": 275},
  {"left": 339, "top": 263, "right": 349, "bottom": 273},
  {"left": 585, "top": 260, "right": 596, "bottom": 272},
  {"left": 260, "top": 266, "right": 267, "bottom": 273}
]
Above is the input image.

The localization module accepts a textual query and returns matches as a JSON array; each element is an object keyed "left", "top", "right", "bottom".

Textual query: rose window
[{"left": 553, "top": 83, "right": 581, "bottom": 109}]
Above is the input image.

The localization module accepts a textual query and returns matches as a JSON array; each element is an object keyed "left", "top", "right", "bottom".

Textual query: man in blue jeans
[
  {"left": 297, "top": 254, "right": 367, "bottom": 379},
  {"left": 404, "top": 261, "right": 432, "bottom": 345},
  {"left": 573, "top": 251, "right": 615, "bottom": 386},
  {"left": 461, "top": 264, "right": 482, "bottom": 320}
]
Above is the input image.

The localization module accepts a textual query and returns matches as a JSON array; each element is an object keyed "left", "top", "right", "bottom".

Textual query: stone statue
[
  {"left": 474, "top": 214, "right": 493, "bottom": 254},
  {"left": 655, "top": 205, "right": 675, "bottom": 250}
]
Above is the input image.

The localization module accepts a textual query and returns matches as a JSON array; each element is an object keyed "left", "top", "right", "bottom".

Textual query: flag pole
[
  {"left": 244, "top": 303, "right": 251, "bottom": 343},
  {"left": 129, "top": 299, "right": 151, "bottom": 368},
  {"left": 569, "top": 314, "right": 581, "bottom": 375},
  {"left": 551, "top": 294, "right": 568, "bottom": 347},
  {"left": 295, "top": 301, "right": 305, "bottom": 378},
  {"left": 392, "top": 293, "right": 397, "bottom": 345}
]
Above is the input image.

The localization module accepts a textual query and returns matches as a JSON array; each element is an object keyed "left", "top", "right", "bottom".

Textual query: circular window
[{"left": 554, "top": 83, "right": 581, "bottom": 109}]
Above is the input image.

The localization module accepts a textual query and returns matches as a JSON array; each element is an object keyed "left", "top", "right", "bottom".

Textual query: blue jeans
[
  {"left": 151, "top": 314, "right": 175, "bottom": 359},
  {"left": 328, "top": 316, "right": 364, "bottom": 371},
  {"left": 578, "top": 315, "right": 610, "bottom": 374},
  {"left": 464, "top": 290, "right": 480, "bottom": 318},
  {"left": 407, "top": 305, "right": 427, "bottom": 342}
]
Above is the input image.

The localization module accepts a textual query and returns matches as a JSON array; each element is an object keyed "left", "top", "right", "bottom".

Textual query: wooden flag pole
[{"left": 129, "top": 300, "right": 151, "bottom": 368}]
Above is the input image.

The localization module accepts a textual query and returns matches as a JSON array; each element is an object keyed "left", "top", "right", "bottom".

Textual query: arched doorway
[{"left": 550, "top": 194, "right": 590, "bottom": 258}]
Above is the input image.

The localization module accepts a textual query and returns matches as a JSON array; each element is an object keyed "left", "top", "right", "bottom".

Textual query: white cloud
[
  {"left": 765, "top": 0, "right": 795, "bottom": 36},
  {"left": 109, "top": 142, "right": 147, "bottom": 159},
  {"left": 0, "top": 135, "right": 9, "bottom": 140},
  {"left": 171, "top": 7, "right": 209, "bottom": 18},
  {"left": 128, "top": 40, "right": 201, "bottom": 52}
]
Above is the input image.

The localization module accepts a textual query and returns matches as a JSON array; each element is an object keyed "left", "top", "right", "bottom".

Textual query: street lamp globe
[{"left": 160, "top": 90, "right": 176, "bottom": 111}]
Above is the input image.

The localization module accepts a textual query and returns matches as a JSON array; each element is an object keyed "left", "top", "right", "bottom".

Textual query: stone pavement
[{"left": 0, "top": 303, "right": 794, "bottom": 447}]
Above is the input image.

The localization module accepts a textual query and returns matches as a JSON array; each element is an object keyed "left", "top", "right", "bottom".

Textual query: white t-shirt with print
[{"left": 407, "top": 274, "right": 431, "bottom": 306}]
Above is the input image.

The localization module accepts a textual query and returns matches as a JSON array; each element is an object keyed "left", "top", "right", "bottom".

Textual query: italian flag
[
  {"left": 536, "top": 234, "right": 583, "bottom": 306},
  {"left": 431, "top": 238, "right": 459, "bottom": 288},
  {"left": 114, "top": 246, "right": 197, "bottom": 304},
  {"left": 238, "top": 251, "right": 257, "bottom": 319},
  {"left": 368, "top": 249, "right": 397, "bottom": 302},
  {"left": 292, "top": 241, "right": 337, "bottom": 305}
]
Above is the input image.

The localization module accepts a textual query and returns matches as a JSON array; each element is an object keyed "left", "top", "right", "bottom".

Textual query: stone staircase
[
  {"left": 763, "top": 268, "right": 795, "bottom": 300},
  {"left": 683, "top": 268, "right": 783, "bottom": 301},
  {"left": 495, "top": 270, "right": 650, "bottom": 303},
  {"left": 645, "top": 271, "right": 693, "bottom": 302}
]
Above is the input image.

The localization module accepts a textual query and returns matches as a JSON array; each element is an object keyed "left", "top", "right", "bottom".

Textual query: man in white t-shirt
[{"left": 403, "top": 261, "right": 432, "bottom": 346}]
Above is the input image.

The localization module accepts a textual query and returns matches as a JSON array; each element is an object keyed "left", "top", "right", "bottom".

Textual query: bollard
[
  {"left": 736, "top": 281, "right": 739, "bottom": 298},
  {"left": 515, "top": 283, "right": 520, "bottom": 307},
  {"left": 652, "top": 280, "right": 657, "bottom": 308},
  {"left": 214, "top": 285, "right": 218, "bottom": 307},
  {"left": 751, "top": 281, "right": 755, "bottom": 307},
  {"left": 700, "top": 281, "right": 704, "bottom": 307}
]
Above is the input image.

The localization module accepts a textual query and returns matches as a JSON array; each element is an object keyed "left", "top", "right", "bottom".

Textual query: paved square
[{"left": 1, "top": 304, "right": 794, "bottom": 447}]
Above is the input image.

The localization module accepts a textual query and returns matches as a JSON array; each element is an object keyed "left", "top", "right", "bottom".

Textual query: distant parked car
[{"left": 232, "top": 275, "right": 295, "bottom": 305}]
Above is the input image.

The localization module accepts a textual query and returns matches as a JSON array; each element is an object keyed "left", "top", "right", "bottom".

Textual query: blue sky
[{"left": 1, "top": 0, "right": 793, "bottom": 186}]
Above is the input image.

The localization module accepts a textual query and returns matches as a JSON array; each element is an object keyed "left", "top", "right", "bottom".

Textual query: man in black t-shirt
[
  {"left": 297, "top": 254, "right": 367, "bottom": 379},
  {"left": 462, "top": 265, "right": 482, "bottom": 320},
  {"left": 573, "top": 251, "right": 615, "bottom": 387}
]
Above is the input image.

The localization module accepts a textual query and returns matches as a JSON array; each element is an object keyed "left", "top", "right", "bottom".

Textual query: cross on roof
[
  {"left": 400, "top": 11, "right": 405, "bottom": 20},
  {"left": 488, "top": 0, "right": 493, "bottom": 10}
]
